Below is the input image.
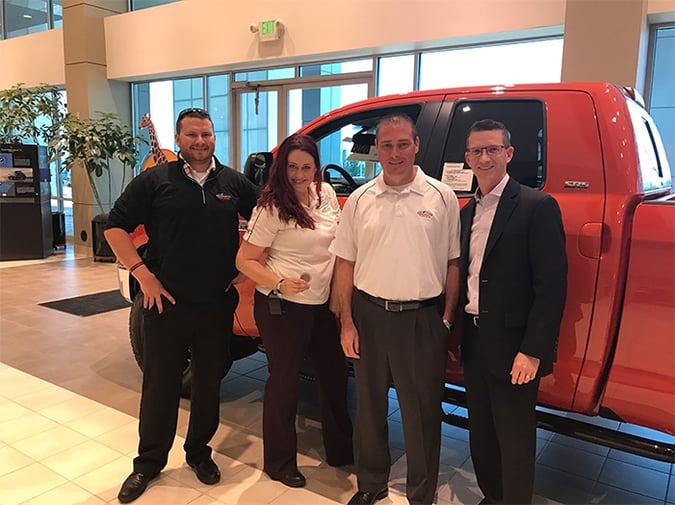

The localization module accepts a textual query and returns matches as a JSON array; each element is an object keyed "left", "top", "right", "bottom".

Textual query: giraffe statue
[{"left": 139, "top": 114, "right": 177, "bottom": 171}]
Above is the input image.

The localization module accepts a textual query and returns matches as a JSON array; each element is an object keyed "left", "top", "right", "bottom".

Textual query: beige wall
[
  {"left": 103, "top": 0, "right": 566, "bottom": 81},
  {"left": 2, "top": 0, "right": 673, "bottom": 90},
  {"left": 0, "top": 30, "right": 65, "bottom": 89}
]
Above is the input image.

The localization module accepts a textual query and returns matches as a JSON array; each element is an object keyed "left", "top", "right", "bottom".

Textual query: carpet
[{"left": 39, "top": 290, "right": 131, "bottom": 317}]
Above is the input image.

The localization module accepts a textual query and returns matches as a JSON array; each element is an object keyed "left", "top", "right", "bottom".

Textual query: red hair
[{"left": 256, "top": 134, "right": 323, "bottom": 229}]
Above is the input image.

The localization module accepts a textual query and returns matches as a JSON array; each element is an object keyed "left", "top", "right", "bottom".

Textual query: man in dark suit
[{"left": 459, "top": 119, "right": 567, "bottom": 504}]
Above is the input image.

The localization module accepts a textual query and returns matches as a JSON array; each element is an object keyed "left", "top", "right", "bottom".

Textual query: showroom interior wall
[{"left": 1, "top": 0, "right": 674, "bottom": 256}]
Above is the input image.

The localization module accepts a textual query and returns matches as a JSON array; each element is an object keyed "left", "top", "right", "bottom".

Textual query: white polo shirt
[
  {"left": 244, "top": 183, "right": 340, "bottom": 305},
  {"left": 330, "top": 167, "right": 460, "bottom": 301}
]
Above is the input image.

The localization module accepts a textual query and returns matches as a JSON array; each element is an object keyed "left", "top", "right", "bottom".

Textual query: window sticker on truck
[{"left": 441, "top": 162, "right": 473, "bottom": 191}]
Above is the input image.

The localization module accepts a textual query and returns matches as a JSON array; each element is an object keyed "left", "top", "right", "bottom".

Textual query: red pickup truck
[{"left": 119, "top": 82, "right": 674, "bottom": 462}]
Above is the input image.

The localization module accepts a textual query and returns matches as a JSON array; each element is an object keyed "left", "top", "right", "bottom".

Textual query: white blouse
[{"left": 243, "top": 183, "right": 340, "bottom": 305}]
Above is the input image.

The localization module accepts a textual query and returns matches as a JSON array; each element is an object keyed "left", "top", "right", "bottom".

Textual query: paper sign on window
[{"left": 441, "top": 162, "right": 473, "bottom": 192}]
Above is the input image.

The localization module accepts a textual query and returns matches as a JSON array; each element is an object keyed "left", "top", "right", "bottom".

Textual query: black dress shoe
[
  {"left": 188, "top": 457, "right": 220, "bottom": 485},
  {"left": 117, "top": 472, "right": 157, "bottom": 503},
  {"left": 277, "top": 470, "right": 306, "bottom": 488},
  {"left": 347, "top": 488, "right": 388, "bottom": 505}
]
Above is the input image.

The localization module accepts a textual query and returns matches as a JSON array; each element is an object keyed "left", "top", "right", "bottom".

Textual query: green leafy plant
[
  {"left": 51, "top": 111, "right": 144, "bottom": 215},
  {"left": 0, "top": 83, "right": 145, "bottom": 215},
  {"left": 0, "top": 83, "right": 66, "bottom": 157}
]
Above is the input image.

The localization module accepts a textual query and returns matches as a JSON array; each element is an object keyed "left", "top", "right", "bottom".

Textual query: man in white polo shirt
[{"left": 331, "top": 113, "right": 460, "bottom": 505}]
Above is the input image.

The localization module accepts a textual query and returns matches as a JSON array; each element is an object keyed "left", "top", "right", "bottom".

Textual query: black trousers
[
  {"left": 463, "top": 314, "right": 539, "bottom": 505},
  {"left": 351, "top": 290, "right": 448, "bottom": 505},
  {"left": 254, "top": 290, "right": 353, "bottom": 479},
  {"left": 133, "top": 290, "right": 237, "bottom": 476}
]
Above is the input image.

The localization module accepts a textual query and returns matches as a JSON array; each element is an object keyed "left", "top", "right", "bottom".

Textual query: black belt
[
  {"left": 464, "top": 312, "right": 480, "bottom": 327},
  {"left": 358, "top": 289, "right": 440, "bottom": 312}
]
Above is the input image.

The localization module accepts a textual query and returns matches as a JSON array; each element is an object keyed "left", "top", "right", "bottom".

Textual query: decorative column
[
  {"left": 62, "top": 0, "right": 130, "bottom": 257},
  {"left": 561, "top": 0, "right": 649, "bottom": 92}
]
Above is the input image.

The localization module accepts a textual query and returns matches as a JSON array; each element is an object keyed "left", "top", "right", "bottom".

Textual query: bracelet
[
  {"left": 128, "top": 261, "right": 144, "bottom": 274},
  {"left": 274, "top": 278, "right": 286, "bottom": 293},
  {"left": 443, "top": 319, "right": 455, "bottom": 332}
]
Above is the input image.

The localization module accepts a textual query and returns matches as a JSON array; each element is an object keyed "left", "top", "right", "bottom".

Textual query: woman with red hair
[{"left": 236, "top": 134, "right": 353, "bottom": 488}]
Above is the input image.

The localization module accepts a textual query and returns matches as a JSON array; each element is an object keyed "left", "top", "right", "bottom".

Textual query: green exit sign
[
  {"left": 261, "top": 20, "right": 275, "bottom": 36},
  {"left": 256, "top": 19, "right": 283, "bottom": 42}
]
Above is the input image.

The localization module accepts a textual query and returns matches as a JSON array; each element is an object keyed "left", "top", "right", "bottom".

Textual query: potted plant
[
  {"left": 50, "top": 111, "right": 144, "bottom": 259},
  {"left": 53, "top": 111, "right": 142, "bottom": 215},
  {"left": 0, "top": 83, "right": 65, "bottom": 151}
]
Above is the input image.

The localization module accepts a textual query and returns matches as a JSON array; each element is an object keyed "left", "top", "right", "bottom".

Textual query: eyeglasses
[
  {"left": 466, "top": 145, "right": 507, "bottom": 157},
  {"left": 177, "top": 107, "right": 211, "bottom": 121}
]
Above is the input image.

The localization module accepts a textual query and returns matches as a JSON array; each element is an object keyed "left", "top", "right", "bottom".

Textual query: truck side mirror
[{"left": 243, "top": 152, "right": 273, "bottom": 187}]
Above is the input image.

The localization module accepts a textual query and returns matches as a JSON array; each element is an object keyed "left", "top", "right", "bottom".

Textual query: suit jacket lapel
[
  {"left": 460, "top": 198, "right": 476, "bottom": 277},
  {"left": 483, "top": 178, "right": 520, "bottom": 261}
]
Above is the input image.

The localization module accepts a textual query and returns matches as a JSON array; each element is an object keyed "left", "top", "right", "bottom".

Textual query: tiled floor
[{"left": 0, "top": 250, "right": 674, "bottom": 504}]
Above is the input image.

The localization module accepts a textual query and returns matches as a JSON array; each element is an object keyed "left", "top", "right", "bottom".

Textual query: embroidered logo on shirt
[
  {"left": 417, "top": 210, "right": 434, "bottom": 219},
  {"left": 216, "top": 193, "right": 232, "bottom": 201}
]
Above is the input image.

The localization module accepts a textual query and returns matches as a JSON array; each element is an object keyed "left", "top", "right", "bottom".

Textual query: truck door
[{"left": 436, "top": 95, "right": 605, "bottom": 412}]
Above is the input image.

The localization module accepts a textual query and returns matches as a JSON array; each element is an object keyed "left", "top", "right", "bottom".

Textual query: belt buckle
[
  {"left": 384, "top": 300, "right": 403, "bottom": 312},
  {"left": 473, "top": 315, "right": 480, "bottom": 327}
]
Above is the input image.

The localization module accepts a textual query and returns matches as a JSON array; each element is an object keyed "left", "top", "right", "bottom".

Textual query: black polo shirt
[{"left": 107, "top": 158, "right": 258, "bottom": 304}]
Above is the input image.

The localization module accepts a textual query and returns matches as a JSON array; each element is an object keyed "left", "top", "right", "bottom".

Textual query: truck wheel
[{"left": 129, "top": 291, "right": 196, "bottom": 398}]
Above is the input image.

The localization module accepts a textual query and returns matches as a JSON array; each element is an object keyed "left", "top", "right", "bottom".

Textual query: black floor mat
[{"left": 39, "top": 290, "right": 130, "bottom": 316}]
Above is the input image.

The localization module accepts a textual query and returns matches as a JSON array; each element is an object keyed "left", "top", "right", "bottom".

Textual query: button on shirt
[
  {"left": 243, "top": 183, "right": 340, "bottom": 305},
  {"left": 465, "top": 174, "right": 510, "bottom": 315},
  {"left": 330, "top": 167, "right": 460, "bottom": 301}
]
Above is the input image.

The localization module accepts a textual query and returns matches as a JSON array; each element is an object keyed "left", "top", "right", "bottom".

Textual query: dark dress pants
[
  {"left": 463, "top": 316, "right": 539, "bottom": 504},
  {"left": 133, "top": 290, "right": 237, "bottom": 475},
  {"left": 254, "top": 291, "right": 353, "bottom": 479},
  {"left": 351, "top": 291, "right": 448, "bottom": 505}
]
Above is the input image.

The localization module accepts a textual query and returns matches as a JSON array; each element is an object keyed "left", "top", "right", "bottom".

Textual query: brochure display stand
[{"left": 0, "top": 144, "right": 53, "bottom": 260}]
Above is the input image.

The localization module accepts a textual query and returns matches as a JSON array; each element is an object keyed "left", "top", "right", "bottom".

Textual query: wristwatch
[
  {"left": 443, "top": 319, "right": 455, "bottom": 332},
  {"left": 274, "top": 278, "right": 286, "bottom": 293}
]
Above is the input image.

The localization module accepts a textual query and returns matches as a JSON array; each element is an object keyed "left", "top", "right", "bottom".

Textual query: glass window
[
  {"left": 133, "top": 77, "right": 232, "bottom": 169},
  {"left": 206, "top": 74, "right": 230, "bottom": 165},
  {"left": 130, "top": 0, "right": 178, "bottom": 10},
  {"left": 299, "top": 58, "right": 372, "bottom": 77},
  {"left": 310, "top": 104, "right": 423, "bottom": 195},
  {"left": 172, "top": 77, "right": 204, "bottom": 151},
  {"left": 627, "top": 98, "right": 672, "bottom": 192},
  {"left": 317, "top": 122, "right": 381, "bottom": 190},
  {"left": 234, "top": 67, "right": 295, "bottom": 82},
  {"left": 378, "top": 54, "right": 415, "bottom": 95},
  {"left": 51, "top": 0, "right": 61, "bottom": 28},
  {"left": 648, "top": 25, "right": 675, "bottom": 177},
  {"left": 238, "top": 89, "right": 278, "bottom": 170},
  {"left": 419, "top": 38, "right": 563, "bottom": 90},
  {"left": 441, "top": 100, "right": 545, "bottom": 192},
  {"left": 288, "top": 83, "right": 368, "bottom": 133},
  {"left": 133, "top": 80, "right": 185, "bottom": 171},
  {"left": 49, "top": 89, "right": 68, "bottom": 213},
  {"left": 4, "top": 0, "right": 48, "bottom": 38}
]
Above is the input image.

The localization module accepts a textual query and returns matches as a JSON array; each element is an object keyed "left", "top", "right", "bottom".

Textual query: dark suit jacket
[{"left": 459, "top": 177, "right": 567, "bottom": 378}]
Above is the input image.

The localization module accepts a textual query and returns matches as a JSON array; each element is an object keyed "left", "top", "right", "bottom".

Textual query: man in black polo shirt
[{"left": 105, "top": 108, "right": 258, "bottom": 503}]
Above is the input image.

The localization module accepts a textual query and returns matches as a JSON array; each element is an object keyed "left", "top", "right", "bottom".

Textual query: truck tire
[{"left": 129, "top": 291, "right": 235, "bottom": 398}]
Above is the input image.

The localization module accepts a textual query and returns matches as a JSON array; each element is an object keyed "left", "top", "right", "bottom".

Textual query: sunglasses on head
[{"left": 177, "top": 107, "right": 211, "bottom": 121}]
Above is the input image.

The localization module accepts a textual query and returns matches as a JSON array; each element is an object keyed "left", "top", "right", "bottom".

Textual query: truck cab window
[
  {"left": 441, "top": 99, "right": 545, "bottom": 193},
  {"left": 313, "top": 104, "right": 423, "bottom": 195},
  {"left": 626, "top": 98, "right": 672, "bottom": 192}
]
